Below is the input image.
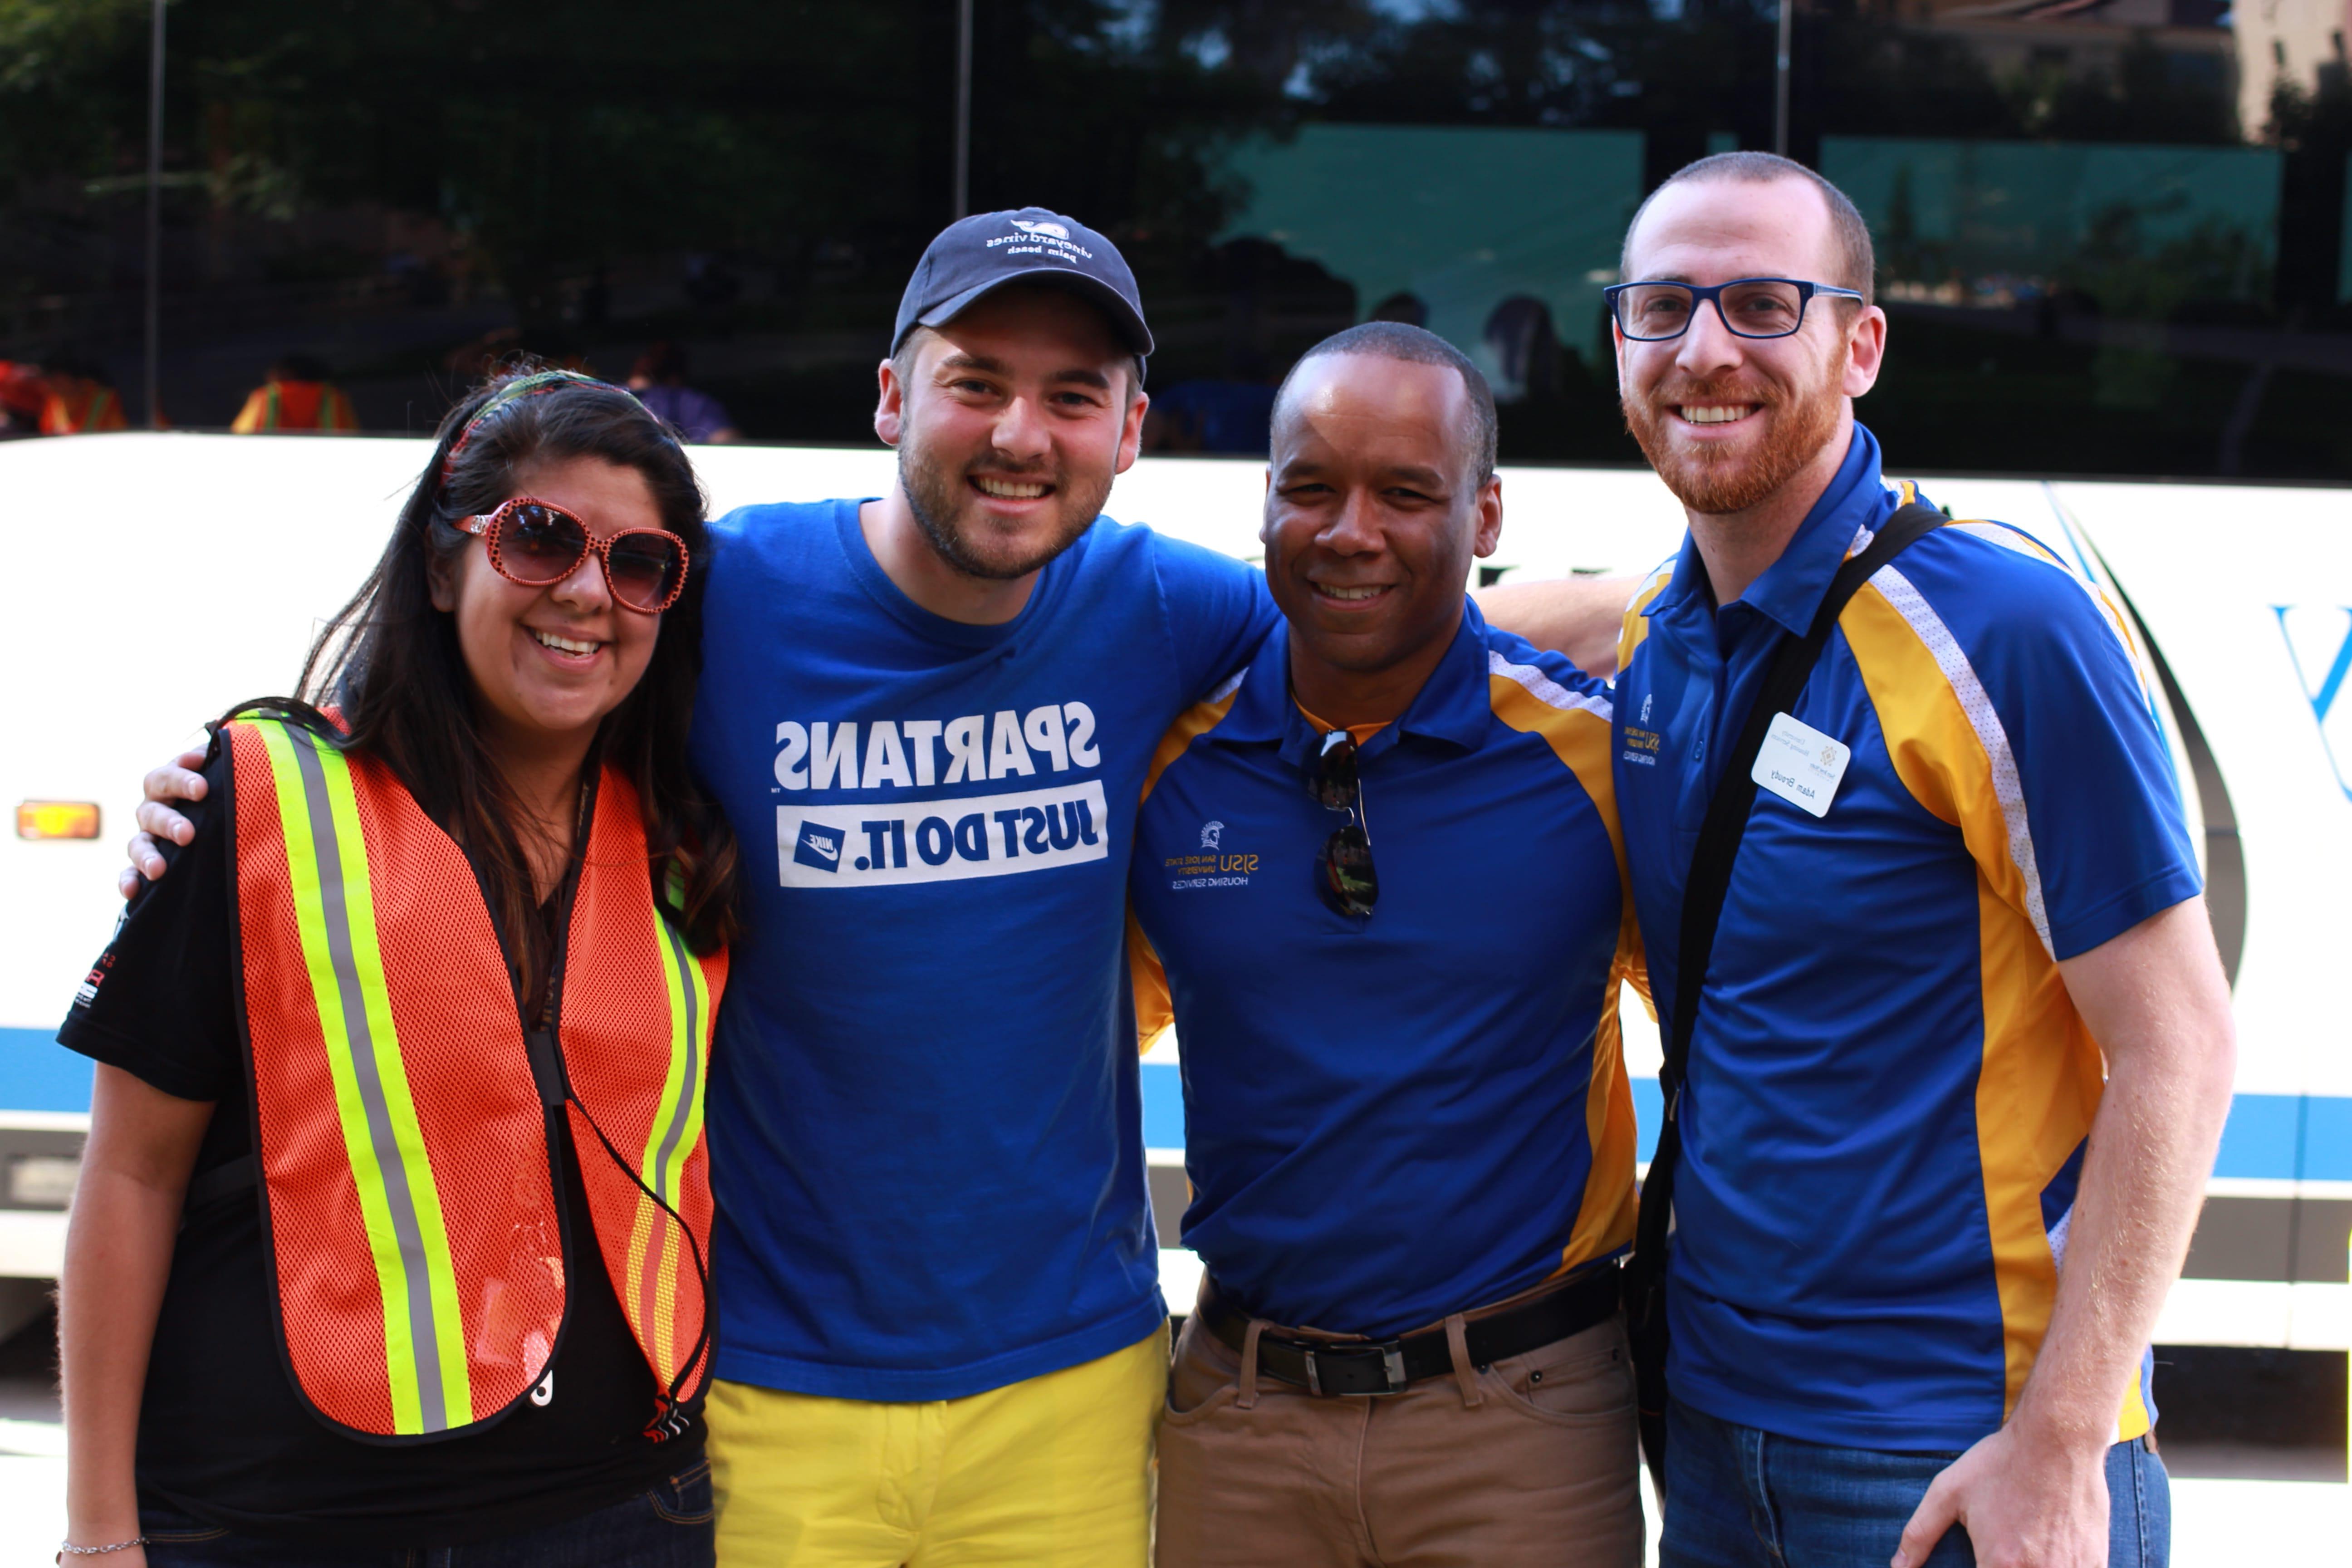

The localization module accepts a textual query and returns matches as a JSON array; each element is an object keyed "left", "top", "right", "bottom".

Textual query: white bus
[{"left": 2, "top": 433, "right": 2344, "bottom": 1353}]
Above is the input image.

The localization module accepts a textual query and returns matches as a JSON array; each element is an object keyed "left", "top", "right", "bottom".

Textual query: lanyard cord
[{"left": 562, "top": 1083, "right": 715, "bottom": 1438}]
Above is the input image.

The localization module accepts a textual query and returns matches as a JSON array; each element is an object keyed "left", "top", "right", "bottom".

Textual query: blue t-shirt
[
  {"left": 1613, "top": 425, "right": 2201, "bottom": 1451},
  {"left": 688, "top": 499, "right": 1274, "bottom": 1400},
  {"left": 1128, "top": 605, "right": 1642, "bottom": 1337}
]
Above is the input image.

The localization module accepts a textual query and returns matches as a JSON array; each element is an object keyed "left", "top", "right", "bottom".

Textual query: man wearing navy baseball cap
[
  {"left": 667, "top": 206, "right": 1243, "bottom": 1565},
  {"left": 895, "top": 207, "right": 1154, "bottom": 361}
]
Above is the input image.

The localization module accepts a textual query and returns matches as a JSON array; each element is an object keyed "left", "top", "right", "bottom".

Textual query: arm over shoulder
[
  {"left": 1152, "top": 530, "right": 1278, "bottom": 705},
  {"left": 62, "top": 742, "right": 241, "bottom": 1103}
]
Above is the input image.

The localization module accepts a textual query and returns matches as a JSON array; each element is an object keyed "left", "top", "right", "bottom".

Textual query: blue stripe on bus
[
  {"left": 2214, "top": 1093, "right": 2303, "bottom": 1181},
  {"left": 1634, "top": 1075, "right": 1665, "bottom": 1165},
  {"left": 2214, "top": 1091, "right": 2352, "bottom": 1182},
  {"left": 2308, "top": 1096, "right": 2352, "bottom": 1182},
  {"left": 14, "top": 1034, "right": 2352, "bottom": 1181},
  {"left": 1142, "top": 1060, "right": 1184, "bottom": 1149},
  {"left": 0, "top": 1025, "right": 94, "bottom": 1113}
]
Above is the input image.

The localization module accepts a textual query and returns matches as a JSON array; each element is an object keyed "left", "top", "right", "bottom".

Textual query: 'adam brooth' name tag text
[{"left": 1751, "top": 711, "right": 1850, "bottom": 819}]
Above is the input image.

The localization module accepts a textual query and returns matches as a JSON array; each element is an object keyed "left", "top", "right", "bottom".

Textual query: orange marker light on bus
[{"left": 16, "top": 801, "right": 101, "bottom": 840}]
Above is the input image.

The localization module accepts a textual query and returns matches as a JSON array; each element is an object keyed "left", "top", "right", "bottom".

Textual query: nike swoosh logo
[{"left": 805, "top": 838, "right": 839, "bottom": 860}]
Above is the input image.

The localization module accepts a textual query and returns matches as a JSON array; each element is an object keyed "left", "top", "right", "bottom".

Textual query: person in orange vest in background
[
  {"left": 230, "top": 353, "right": 360, "bottom": 433},
  {"left": 55, "top": 369, "right": 738, "bottom": 1565},
  {"left": 39, "top": 355, "right": 130, "bottom": 434},
  {"left": 0, "top": 358, "right": 48, "bottom": 436}
]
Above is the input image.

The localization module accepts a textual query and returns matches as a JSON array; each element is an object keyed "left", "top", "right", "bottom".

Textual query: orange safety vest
[
  {"left": 40, "top": 385, "right": 123, "bottom": 434},
  {"left": 223, "top": 715, "right": 725, "bottom": 1441},
  {"left": 235, "top": 380, "right": 356, "bottom": 433}
]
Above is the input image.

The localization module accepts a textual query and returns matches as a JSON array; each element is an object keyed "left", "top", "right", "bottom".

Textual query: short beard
[
  {"left": 1623, "top": 367, "right": 1843, "bottom": 517},
  {"left": 898, "top": 440, "right": 1110, "bottom": 583}
]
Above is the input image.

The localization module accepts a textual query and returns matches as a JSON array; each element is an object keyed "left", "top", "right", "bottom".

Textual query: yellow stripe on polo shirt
[
  {"left": 1133, "top": 678, "right": 1249, "bottom": 1055},
  {"left": 1128, "top": 906, "right": 1174, "bottom": 1054},
  {"left": 1142, "top": 674, "right": 1245, "bottom": 804},
  {"left": 1485, "top": 655, "right": 1643, "bottom": 1274},
  {"left": 1840, "top": 575, "right": 2135, "bottom": 1441},
  {"left": 1616, "top": 561, "right": 1677, "bottom": 674}
]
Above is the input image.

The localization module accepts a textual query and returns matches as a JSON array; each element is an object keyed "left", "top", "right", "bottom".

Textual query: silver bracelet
[{"left": 57, "top": 1539, "right": 147, "bottom": 1559}]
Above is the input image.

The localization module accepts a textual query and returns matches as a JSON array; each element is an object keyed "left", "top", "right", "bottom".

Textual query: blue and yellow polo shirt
[
  {"left": 1128, "top": 602, "right": 1643, "bottom": 1337},
  {"left": 1614, "top": 425, "right": 2201, "bottom": 1452}
]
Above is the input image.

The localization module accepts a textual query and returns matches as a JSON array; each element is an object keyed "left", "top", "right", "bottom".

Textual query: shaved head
[{"left": 1274, "top": 321, "right": 1497, "bottom": 488}]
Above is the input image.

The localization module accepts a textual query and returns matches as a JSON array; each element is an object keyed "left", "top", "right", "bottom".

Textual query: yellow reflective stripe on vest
[
  {"left": 628, "top": 915, "right": 709, "bottom": 1379},
  {"left": 253, "top": 721, "right": 474, "bottom": 1434}
]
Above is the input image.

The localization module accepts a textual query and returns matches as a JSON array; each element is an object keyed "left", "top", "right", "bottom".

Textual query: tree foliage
[{"left": 0, "top": 0, "right": 152, "bottom": 192}]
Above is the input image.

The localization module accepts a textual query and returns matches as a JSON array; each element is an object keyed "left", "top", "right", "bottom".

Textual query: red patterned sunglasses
[{"left": 456, "top": 497, "right": 690, "bottom": 614}]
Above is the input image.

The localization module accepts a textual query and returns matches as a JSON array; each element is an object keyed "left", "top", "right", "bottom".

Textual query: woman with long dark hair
[{"left": 55, "top": 368, "right": 740, "bottom": 1566}]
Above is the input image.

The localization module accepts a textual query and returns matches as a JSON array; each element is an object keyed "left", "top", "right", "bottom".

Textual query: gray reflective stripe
[{"left": 285, "top": 728, "right": 451, "bottom": 1433}]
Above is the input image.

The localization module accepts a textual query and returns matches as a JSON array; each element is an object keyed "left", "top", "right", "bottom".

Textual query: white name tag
[{"left": 1750, "top": 712, "right": 1850, "bottom": 818}]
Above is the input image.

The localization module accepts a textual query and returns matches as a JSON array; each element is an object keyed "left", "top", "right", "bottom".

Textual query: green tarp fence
[
  {"left": 1215, "top": 124, "right": 1646, "bottom": 377},
  {"left": 1820, "top": 137, "right": 2283, "bottom": 310},
  {"left": 1215, "top": 127, "right": 2289, "bottom": 350}
]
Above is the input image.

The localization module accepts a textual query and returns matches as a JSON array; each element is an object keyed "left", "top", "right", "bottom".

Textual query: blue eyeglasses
[{"left": 1605, "top": 278, "right": 1866, "bottom": 342}]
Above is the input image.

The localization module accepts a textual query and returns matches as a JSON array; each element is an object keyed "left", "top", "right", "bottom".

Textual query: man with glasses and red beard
[
  {"left": 1594, "top": 153, "right": 2234, "bottom": 1568},
  {"left": 1129, "top": 322, "right": 1646, "bottom": 1568}
]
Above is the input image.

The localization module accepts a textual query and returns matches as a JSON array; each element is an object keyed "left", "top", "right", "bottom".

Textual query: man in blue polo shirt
[
  {"left": 1604, "top": 153, "right": 2237, "bottom": 1568},
  {"left": 1130, "top": 323, "right": 1645, "bottom": 1568}
]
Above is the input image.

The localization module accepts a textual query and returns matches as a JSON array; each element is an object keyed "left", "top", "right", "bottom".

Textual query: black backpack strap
[{"left": 1627, "top": 499, "right": 1945, "bottom": 1492}]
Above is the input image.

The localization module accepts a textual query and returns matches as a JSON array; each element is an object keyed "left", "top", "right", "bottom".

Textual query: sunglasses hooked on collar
[{"left": 1303, "top": 725, "right": 1378, "bottom": 919}]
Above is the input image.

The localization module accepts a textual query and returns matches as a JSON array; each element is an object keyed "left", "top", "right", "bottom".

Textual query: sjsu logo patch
[
  {"left": 2276, "top": 605, "right": 2352, "bottom": 804},
  {"left": 1164, "top": 818, "right": 1257, "bottom": 891}
]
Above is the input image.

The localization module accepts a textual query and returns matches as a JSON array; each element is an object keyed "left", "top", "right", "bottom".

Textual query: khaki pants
[{"left": 1155, "top": 1295, "right": 1643, "bottom": 1568}]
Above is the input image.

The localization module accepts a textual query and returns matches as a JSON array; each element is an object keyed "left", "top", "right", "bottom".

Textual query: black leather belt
[{"left": 1198, "top": 1264, "right": 1622, "bottom": 1397}]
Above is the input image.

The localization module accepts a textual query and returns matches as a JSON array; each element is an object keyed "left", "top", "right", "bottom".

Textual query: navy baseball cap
[{"left": 892, "top": 206, "right": 1153, "bottom": 359}]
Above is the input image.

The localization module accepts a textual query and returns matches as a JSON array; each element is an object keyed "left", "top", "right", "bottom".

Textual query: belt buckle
[{"left": 1302, "top": 1340, "right": 1408, "bottom": 1397}]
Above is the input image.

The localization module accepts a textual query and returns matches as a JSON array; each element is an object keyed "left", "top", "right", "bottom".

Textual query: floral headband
[{"left": 438, "top": 369, "right": 606, "bottom": 483}]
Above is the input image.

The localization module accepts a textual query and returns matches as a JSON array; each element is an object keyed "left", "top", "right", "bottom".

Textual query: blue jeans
[
  {"left": 1660, "top": 1400, "right": 2169, "bottom": 1568},
  {"left": 139, "top": 1460, "right": 715, "bottom": 1567}
]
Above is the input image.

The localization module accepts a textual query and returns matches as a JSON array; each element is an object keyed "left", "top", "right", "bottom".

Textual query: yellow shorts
[{"left": 708, "top": 1323, "right": 1167, "bottom": 1568}]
